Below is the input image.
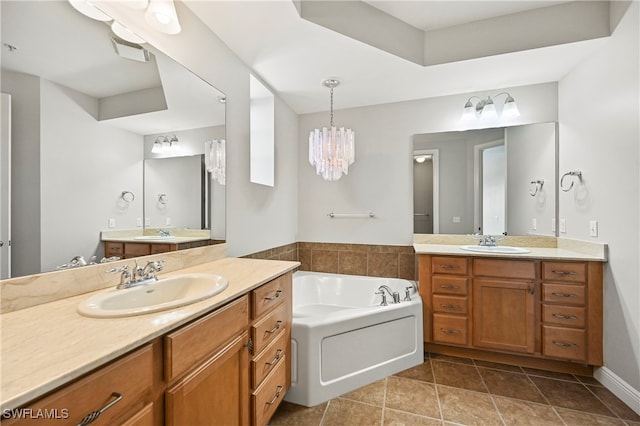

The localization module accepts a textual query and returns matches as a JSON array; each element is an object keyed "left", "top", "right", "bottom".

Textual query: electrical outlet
[
  {"left": 453, "top": 216, "right": 461, "bottom": 223},
  {"left": 551, "top": 218, "right": 556, "bottom": 232},
  {"left": 590, "top": 220, "right": 598, "bottom": 237},
  {"left": 559, "top": 219, "right": 567, "bottom": 233},
  {"left": 136, "top": 218, "right": 142, "bottom": 227},
  {"left": 166, "top": 217, "right": 172, "bottom": 226},
  {"left": 145, "top": 218, "right": 150, "bottom": 226},
  {"left": 108, "top": 218, "right": 115, "bottom": 228},
  {"left": 531, "top": 218, "right": 537, "bottom": 230}
]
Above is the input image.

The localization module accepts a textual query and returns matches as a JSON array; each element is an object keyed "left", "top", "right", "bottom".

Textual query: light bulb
[{"left": 502, "top": 96, "right": 520, "bottom": 118}]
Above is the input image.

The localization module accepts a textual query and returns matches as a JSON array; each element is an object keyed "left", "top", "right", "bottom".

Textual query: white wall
[
  {"left": 96, "top": 1, "right": 299, "bottom": 257},
  {"left": 559, "top": 1, "right": 639, "bottom": 398},
  {"left": 40, "top": 80, "right": 143, "bottom": 272},
  {"left": 506, "top": 122, "right": 557, "bottom": 236},
  {"left": 298, "top": 82, "right": 558, "bottom": 244}
]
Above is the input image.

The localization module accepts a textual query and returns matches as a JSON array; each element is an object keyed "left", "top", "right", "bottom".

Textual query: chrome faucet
[
  {"left": 108, "top": 260, "right": 164, "bottom": 290},
  {"left": 376, "top": 285, "right": 400, "bottom": 306},
  {"left": 478, "top": 235, "right": 497, "bottom": 246},
  {"left": 158, "top": 229, "right": 171, "bottom": 237}
]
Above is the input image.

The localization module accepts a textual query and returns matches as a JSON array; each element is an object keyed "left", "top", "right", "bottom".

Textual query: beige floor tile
[
  {"left": 588, "top": 385, "right": 640, "bottom": 422},
  {"left": 394, "top": 361, "right": 434, "bottom": 383},
  {"left": 383, "top": 408, "right": 442, "bottom": 426},
  {"left": 385, "top": 376, "right": 441, "bottom": 419},
  {"left": 493, "top": 396, "right": 563, "bottom": 425},
  {"left": 479, "top": 368, "right": 546, "bottom": 404},
  {"left": 339, "top": 379, "right": 386, "bottom": 407},
  {"left": 437, "top": 385, "right": 503, "bottom": 426},
  {"left": 432, "top": 360, "right": 487, "bottom": 393},
  {"left": 530, "top": 376, "right": 615, "bottom": 417},
  {"left": 429, "top": 353, "right": 475, "bottom": 365},
  {"left": 556, "top": 408, "right": 626, "bottom": 425},
  {"left": 269, "top": 401, "right": 327, "bottom": 426},
  {"left": 321, "top": 399, "right": 382, "bottom": 426}
]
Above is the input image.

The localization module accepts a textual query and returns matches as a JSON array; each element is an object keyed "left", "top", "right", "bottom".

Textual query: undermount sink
[
  {"left": 78, "top": 273, "right": 228, "bottom": 318},
  {"left": 460, "top": 245, "right": 531, "bottom": 254},
  {"left": 133, "top": 235, "right": 176, "bottom": 241}
]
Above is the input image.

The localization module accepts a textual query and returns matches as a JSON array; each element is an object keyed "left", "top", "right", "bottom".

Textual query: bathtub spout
[{"left": 377, "top": 285, "right": 400, "bottom": 305}]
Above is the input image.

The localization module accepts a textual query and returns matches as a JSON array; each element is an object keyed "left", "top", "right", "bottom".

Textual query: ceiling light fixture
[
  {"left": 414, "top": 155, "right": 432, "bottom": 163},
  {"left": 145, "top": 0, "right": 181, "bottom": 35},
  {"left": 309, "top": 79, "right": 355, "bottom": 181},
  {"left": 462, "top": 92, "right": 520, "bottom": 121}
]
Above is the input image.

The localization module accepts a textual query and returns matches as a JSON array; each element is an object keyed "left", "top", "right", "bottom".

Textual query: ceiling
[{"left": 185, "top": 0, "right": 608, "bottom": 114}]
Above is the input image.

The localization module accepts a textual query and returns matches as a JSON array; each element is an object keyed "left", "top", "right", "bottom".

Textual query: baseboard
[{"left": 594, "top": 366, "right": 640, "bottom": 415}]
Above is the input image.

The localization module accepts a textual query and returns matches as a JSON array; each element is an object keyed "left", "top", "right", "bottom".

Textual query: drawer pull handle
[
  {"left": 440, "top": 264, "right": 460, "bottom": 270},
  {"left": 440, "top": 284, "right": 460, "bottom": 290},
  {"left": 266, "top": 320, "right": 283, "bottom": 334},
  {"left": 77, "top": 392, "right": 122, "bottom": 426},
  {"left": 553, "top": 341, "right": 578, "bottom": 348},
  {"left": 440, "top": 328, "right": 460, "bottom": 335},
  {"left": 551, "top": 270, "right": 578, "bottom": 275},
  {"left": 266, "top": 349, "right": 284, "bottom": 366},
  {"left": 264, "top": 290, "right": 282, "bottom": 301},
  {"left": 440, "top": 304, "right": 462, "bottom": 310},
  {"left": 266, "top": 385, "right": 284, "bottom": 405},
  {"left": 552, "top": 314, "right": 578, "bottom": 320},
  {"left": 552, "top": 292, "right": 577, "bottom": 298}
]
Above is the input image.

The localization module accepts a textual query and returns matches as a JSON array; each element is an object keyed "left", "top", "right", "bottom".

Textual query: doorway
[
  {"left": 413, "top": 149, "right": 439, "bottom": 234},
  {"left": 1, "top": 93, "right": 11, "bottom": 278}
]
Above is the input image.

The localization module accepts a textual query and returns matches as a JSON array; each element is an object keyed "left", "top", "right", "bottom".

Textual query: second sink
[
  {"left": 78, "top": 273, "right": 228, "bottom": 318},
  {"left": 460, "top": 245, "right": 531, "bottom": 254}
]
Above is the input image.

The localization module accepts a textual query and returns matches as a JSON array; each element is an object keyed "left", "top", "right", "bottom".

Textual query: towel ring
[
  {"left": 120, "top": 191, "right": 135, "bottom": 203},
  {"left": 529, "top": 179, "right": 544, "bottom": 196},
  {"left": 560, "top": 171, "right": 582, "bottom": 192},
  {"left": 158, "top": 193, "right": 167, "bottom": 204}
]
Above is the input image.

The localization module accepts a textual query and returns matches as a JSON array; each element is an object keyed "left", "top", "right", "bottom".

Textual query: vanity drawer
[
  {"left": 6, "top": 343, "right": 157, "bottom": 426},
  {"left": 164, "top": 295, "right": 249, "bottom": 382},
  {"left": 252, "top": 273, "right": 290, "bottom": 319},
  {"left": 432, "top": 256, "right": 468, "bottom": 275},
  {"left": 252, "top": 356, "right": 287, "bottom": 426},
  {"left": 473, "top": 258, "right": 536, "bottom": 280},
  {"left": 124, "top": 243, "right": 151, "bottom": 256},
  {"left": 542, "top": 283, "right": 585, "bottom": 305},
  {"left": 542, "top": 262, "right": 587, "bottom": 283},
  {"left": 433, "top": 294, "right": 468, "bottom": 315},
  {"left": 251, "top": 328, "right": 287, "bottom": 389},
  {"left": 543, "top": 325, "right": 586, "bottom": 361},
  {"left": 252, "top": 303, "right": 288, "bottom": 355},
  {"left": 150, "top": 243, "right": 175, "bottom": 254},
  {"left": 104, "top": 242, "right": 124, "bottom": 256},
  {"left": 543, "top": 304, "right": 586, "bottom": 328},
  {"left": 432, "top": 276, "right": 468, "bottom": 296},
  {"left": 432, "top": 313, "right": 468, "bottom": 346}
]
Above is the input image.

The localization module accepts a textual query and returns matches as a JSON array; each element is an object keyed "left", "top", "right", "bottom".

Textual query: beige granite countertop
[
  {"left": 0, "top": 257, "right": 299, "bottom": 410},
  {"left": 413, "top": 235, "right": 607, "bottom": 261}
]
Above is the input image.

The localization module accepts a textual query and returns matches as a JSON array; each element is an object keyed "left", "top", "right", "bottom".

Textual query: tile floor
[{"left": 270, "top": 353, "right": 640, "bottom": 426}]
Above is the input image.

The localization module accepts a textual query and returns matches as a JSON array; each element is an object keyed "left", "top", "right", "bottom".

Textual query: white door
[{"left": 1, "top": 93, "right": 11, "bottom": 278}]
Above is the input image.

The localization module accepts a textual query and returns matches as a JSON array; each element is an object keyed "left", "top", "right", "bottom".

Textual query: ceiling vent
[{"left": 111, "top": 37, "right": 150, "bottom": 63}]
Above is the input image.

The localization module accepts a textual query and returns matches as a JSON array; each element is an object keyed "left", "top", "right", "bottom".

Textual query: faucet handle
[
  {"left": 375, "top": 290, "right": 388, "bottom": 306},
  {"left": 404, "top": 286, "right": 412, "bottom": 302},
  {"left": 107, "top": 265, "right": 129, "bottom": 273}
]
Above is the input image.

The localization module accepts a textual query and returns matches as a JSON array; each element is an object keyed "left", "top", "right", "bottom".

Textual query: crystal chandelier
[{"left": 309, "top": 79, "right": 355, "bottom": 181}]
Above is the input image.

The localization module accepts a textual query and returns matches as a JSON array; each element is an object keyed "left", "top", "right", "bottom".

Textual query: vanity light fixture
[
  {"left": 462, "top": 92, "right": 520, "bottom": 121},
  {"left": 151, "top": 135, "right": 179, "bottom": 154},
  {"left": 309, "top": 79, "right": 355, "bottom": 181},
  {"left": 145, "top": 0, "right": 181, "bottom": 35}
]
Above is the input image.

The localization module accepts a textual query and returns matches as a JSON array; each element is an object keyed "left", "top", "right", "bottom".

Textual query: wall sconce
[
  {"left": 151, "top": 135, "right": 179, "bottom": 154},
  {"left": 462, "top": 92, "right": 520, "bottom": 121}
]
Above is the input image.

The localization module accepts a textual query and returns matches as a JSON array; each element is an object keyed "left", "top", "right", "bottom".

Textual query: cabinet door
[
  {"left": 472, "top": 279, "right": 536, "bottom": 353},
  {"left": 166, "top": 333, "right": 250, "bottom": 426}
]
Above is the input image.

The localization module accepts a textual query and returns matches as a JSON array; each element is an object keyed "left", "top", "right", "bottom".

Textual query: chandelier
[{"left": 308, "top": 79, "right": 355, "bottom": 181}]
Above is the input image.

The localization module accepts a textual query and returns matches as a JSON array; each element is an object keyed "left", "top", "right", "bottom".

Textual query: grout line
[
  {"left": 583, "top": 382, "right": 626, "bottom": 421},
  {"left": 430, "top": 356, "right": 445, "bottom": 423},
  {"left": 380, "top": 377, "right": 387, "bottom": 425},
  {"left": 318, "top": 399, "right": 330, "bottom": 426},
  {"left": 475, "top": 362, "right": 506, "bottom": 426}
]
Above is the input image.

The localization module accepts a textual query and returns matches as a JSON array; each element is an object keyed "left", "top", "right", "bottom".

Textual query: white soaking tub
[{"left": 284, "top": 271, "right": 423, "bottom": 407}]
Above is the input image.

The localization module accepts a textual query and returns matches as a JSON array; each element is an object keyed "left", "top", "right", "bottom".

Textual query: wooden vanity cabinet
[
  {"left": 3, "top": 341, "right": 164, "bottom": 426},
  {"left": 419, "top": 254, "right": 603, "bottom": 368},
  {"left": 103, "top": 240, "right": 213, "bottom": 259}
]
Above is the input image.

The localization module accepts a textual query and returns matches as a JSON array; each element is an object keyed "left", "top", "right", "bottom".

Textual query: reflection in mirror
[
  {"left": 413, "top": 122, "right": 557, "bottom": 237},
  {"left": 1, "top": 1, "right": 225, "bottom": 277}
]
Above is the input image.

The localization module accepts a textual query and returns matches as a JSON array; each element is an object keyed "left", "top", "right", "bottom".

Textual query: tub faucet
[{"left": 376, "top": 285, "right": 400, "bottom": 305}]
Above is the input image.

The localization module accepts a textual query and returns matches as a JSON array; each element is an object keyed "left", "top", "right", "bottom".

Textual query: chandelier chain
[{"left": 329, "top": 86, "right": 334, "bottom": 127}]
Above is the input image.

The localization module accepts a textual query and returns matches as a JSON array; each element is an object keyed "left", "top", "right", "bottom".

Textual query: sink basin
[
  {"left": 78, "top": 273, "right": 228, "bottom": 318},
  {"left": 460, "top": 245, "right": 531, "bottom": 254},
  {"left": 133, "top": 236, "right": 176, "bottom": 241}
]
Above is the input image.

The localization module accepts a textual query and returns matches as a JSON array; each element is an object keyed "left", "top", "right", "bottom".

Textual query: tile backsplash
[{"left": 245, "top": 242, "right": 416, "bottom": 281}]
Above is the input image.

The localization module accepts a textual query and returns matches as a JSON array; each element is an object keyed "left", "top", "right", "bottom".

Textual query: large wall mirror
[
  {"left": 1, "top": 1, "right": 225, "bottom": 277},
  {"left": 413, "top": 122, "right": 558, "bottom": 237}
]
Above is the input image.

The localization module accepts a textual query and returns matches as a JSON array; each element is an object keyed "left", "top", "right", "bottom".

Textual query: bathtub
[{"left": 284, "top": 271, "right": 423, "bottom": 407}]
